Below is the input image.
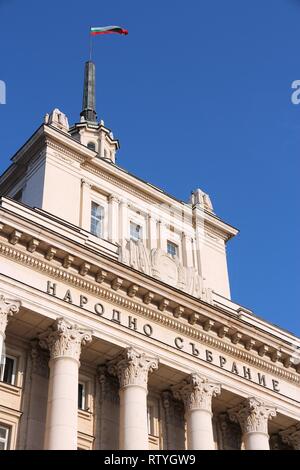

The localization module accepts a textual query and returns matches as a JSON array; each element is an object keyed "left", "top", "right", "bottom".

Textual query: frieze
[
  {"left": 42, "top": 280, "right": 300, "bottom": 395},
  {"left": 0, "top": 239, "right": 299, "bottom": 385}
]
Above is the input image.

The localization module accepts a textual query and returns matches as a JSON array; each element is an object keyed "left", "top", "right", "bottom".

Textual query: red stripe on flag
[{"left": 90, "top": 29, "right": 128, "bottom": 36}]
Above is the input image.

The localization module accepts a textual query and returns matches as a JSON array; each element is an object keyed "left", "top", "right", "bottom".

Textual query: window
[
  {"left": 0, "top": 356, "right": 16, "bottom": 385},
  {"left": 0, "top": 425, "right": 10, "bottom": 450},
  {"left": 78, "top": 382, "right": 86, "bottom": 410},
  {"left": 167, "top": 241, "right": 178, "bottom": 257},
  {"left": 90, "top": 202, "right": 104, "bottom": 238},
  {"left": 147, "top": 405, "right": 155, "bottom": 436},
  {"left": 147, "top": 401, "right": 159, "bottom": 437},
  {"left": 87, "top": 141, "right": 96, "bottom": 151},
  {"left": 130, "top": 222, "right": 142, "bottom": 241}
]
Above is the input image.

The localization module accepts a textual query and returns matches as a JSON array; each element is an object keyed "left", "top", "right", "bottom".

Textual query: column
[
  {"left": 39, "top": 318, "right": 92, "bottom": 450},
  {"left": 172, "top": 373, "right": 221, "bottom": 450},
  {"left": 229, "top": 397, "right": 276, "bottom": 450},
  {"left": 108, "top": 194, "right": 120, "bottom": 244},
  {"left": 118, "top": 199, "right": 128, "bottom": 258},
  {"left": 147, "top": 214, "right": 157, "bottom": 250},
  {"left": 182, "top": 232, "right": 193, "bottom": 267},
  {"left": 80, "top": 179, "right": 92, "bottom": 231},
  {"left": 108, "top": 347, "right": 158, "bottom": 450},
  {"left": 280, "top": 423, "right": 300, "bottom": 450},
  {"left": 0, "top": 295, "right": 21, "bottom": 366},
  {"left": 157, "top": 220, "right": 163, "bottom": 250},
  {"left": 194, "top": 219, "right": 204, "bottom": 277}
]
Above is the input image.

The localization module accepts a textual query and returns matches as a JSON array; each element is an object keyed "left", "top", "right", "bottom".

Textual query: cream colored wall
[
  {"left": 14, "top": 157, "right": 46, "bottom": 209},
  {"left": 201, "top": 237, "right": 231, "bottom": 298},
  {"left": 41, "top": 153, "right": 82, "bottom": 226},
  {"left": 12, "top": 131, "right": 232, "bottom": 299}
]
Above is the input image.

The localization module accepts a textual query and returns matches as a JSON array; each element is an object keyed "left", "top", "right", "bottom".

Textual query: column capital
[
  {"left": 0, "top": 294, "right": 21, "bottom": 335},
  {"left": 229, "top": 397, "right": 276, "bottom": 434},
  {"left": 108, "top": 193, "right": 120, "bottom": 204},
  {"left": 280, "top": 423, "right": 300, "bottom": 450},
  {"left": 39, "top": 318, "right": 92, "bottom": 363},
  {"left": 108, "top": 347, "right": 158, "bottom": 389},
  {"left": 172, "top": 373, "right": 221, "bottom": 412},
  {"left": 81, "top": 178, "right": 92, "bottom": 189}
]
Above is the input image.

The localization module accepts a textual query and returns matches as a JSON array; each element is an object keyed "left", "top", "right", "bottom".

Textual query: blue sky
[{"left": 0, "top": 0, "right": 299, "bottom": 335}]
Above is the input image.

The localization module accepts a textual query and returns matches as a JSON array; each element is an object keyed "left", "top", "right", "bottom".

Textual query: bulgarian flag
[{"left": 90, "top": 26, "right": 128, "bottom": 36}]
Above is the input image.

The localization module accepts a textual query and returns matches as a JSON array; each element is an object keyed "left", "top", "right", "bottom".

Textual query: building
[{"left": 0, "top": 61, "right": 299, "bottom": 451}]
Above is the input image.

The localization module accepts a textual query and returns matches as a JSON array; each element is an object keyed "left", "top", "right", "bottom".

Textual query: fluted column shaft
[
  {"left": 173, "top": 373, "right": 221, "bottom": 450},
  {"left": 39, "top": 318, "right": 92, "bottom": 450},
  {"left": 229, "top": 397, "right": 276, "bottom": 450},
  {"left": 108, "top": 347, "right": 158, "bottom": 450}
]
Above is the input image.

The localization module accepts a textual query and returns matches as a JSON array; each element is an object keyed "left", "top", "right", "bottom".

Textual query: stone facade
[{"left": 0, "top": 61, "right": 299, "bottom": 450}]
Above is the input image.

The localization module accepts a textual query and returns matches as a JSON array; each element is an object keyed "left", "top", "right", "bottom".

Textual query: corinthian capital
[
  {"left": 280, "top": 423, "right": 300, "bottom": 450},
  {"left": 39, "top": 318, "right": 92, "bottom": 362},
  {"left": 108, "top": 347, "right": 158, "bottom": 389},
  {"left": 0, "top": 295, "right": 21, "bottom": 335},
  {"left": 172, "top": 373, "right": 221, "bottom": 412},
  {"left": 229, "top": 397, "right": 276, "bottom": 435}
]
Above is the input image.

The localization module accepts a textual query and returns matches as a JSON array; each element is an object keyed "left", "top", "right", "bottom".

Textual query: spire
[{"left": 80, "top": 61, "right": 97, "bottom": 122}]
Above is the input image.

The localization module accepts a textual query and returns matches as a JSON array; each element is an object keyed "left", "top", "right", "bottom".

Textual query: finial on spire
[{"left": 80, "top": 61, "right": 97, "bottom": 123}]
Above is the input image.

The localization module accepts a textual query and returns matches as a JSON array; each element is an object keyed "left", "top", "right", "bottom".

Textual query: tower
[{"left": 70, "top": 61, "right": 120, "bottom": 162}]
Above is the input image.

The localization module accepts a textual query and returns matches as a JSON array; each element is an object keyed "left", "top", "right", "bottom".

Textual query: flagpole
[{"left": 89, "top": 27, "right": 93, "bottom": 61}]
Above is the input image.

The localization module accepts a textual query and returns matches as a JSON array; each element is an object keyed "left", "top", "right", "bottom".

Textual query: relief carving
[
  {"left": 229, "top": 397, "right": 276, "bottom": 435},
  {"left": 172, "top": 373, "right": 221, "bottom": 412},
  {"left": 39, "top": 317, "right": 92, "bottom": 362},
  {"left": 0, "top": 294, "right": 21, "bottom": 335},
  {"left": 119, "top": 242, "right": 211, "bottom": 302},
  {"left": 108, "top": 347, "right": 158, "bottom": 389}
]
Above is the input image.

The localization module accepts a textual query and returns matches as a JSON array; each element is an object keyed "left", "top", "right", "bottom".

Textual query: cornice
[{"left": 0, "top": 240, "right": 299, "bottom": 385}]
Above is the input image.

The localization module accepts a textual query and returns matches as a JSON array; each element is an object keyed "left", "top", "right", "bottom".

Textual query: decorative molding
[
  {"left": 245, "top": 339, "right": 255, "bottom": 351},
  {"left": 45, "top": 247, "right": 56, "bottom": 261},
  {"left": 63, "top": 254, "right": 74, "bottom": 269},
  {"left": 172, "top": 373, "right": 221, "bottom": 412},
  {"left": 9, "top": 230, "right": 22, "bottom": 245},
  {"left": 218, "top": 326, "right": 229, "bottom": 338},
  {"left": 107, "top": 347, "right": 158, "bottom": 389},
  {"left": 159, "top": 298, "right": 169, "bottom": 312},
  {"left": 39, "top": 317, "right": 92, "bottom": 362},
  {"left": 111, "top": 277, "right": 123, "bottom": 291},
  {"left": 231, "top": 332, "right": 242, "bottom": 345},
  {"left": 188, "top": 312, "right": 199, "bottom": 325},
  {"left": 79, "top": 262, "right": 90, "bottom": 277},
  {"left": 0, "top": 294, "right": 21, "bottom": 335},
  {"left": 203, "top": 319, "right": 214, "bottom": 332},
  {"left": 229, "top": 397, "right": 276, "bottom": 435},
  {"left": 174, "top": 306, "right": 184, "bottom": 318},
  {"left": 27, "top": 238, "right": 39, "bottom": 253},
  {"left": 0, "top": 241, "right": 299, "bottom": 383},
  {"left": 127, "top": 284, "right": 139, "bottom": 298},
  {"left": 95, "top": 269, "right": 107, "bottom": 284},
  {"left": 258, "top": 345, "right": 269, "bottom": 357},
  {"left": 46, "top": 139, "right": 85, "bottom": 165},
  {"left": 143, "top": 292, "right": 154, "bottom": 305}
]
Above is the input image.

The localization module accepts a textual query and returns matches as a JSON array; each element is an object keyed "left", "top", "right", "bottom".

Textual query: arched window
[{"left": 87, "top": 141, "right": 96, "bottom": 151}]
